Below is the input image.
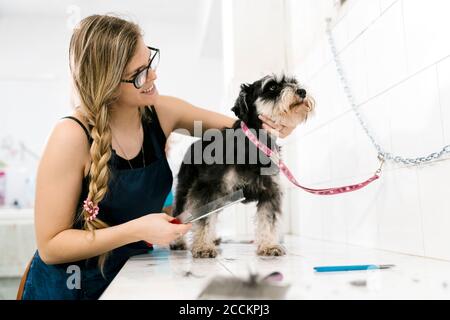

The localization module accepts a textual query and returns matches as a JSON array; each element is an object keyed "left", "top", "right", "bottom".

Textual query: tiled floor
[{"left": 100, "top": 235, "right": 450, "bottom": 300}]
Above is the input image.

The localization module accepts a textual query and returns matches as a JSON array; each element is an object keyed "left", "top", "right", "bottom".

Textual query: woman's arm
[
  {"left": 34, "top": 120, "right": 135, "bottom": 264},
  {"left": 154, "top": 95, "right": 297, "bottom": 138},
  {"left": 35, "top": 119, "right": 190, "bottom": 265},
  {"left": 154, "top": 95, "right": 236, "bottom": 137}
]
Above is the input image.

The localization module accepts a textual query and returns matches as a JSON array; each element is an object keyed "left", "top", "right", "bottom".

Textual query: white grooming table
[{"left": 100, "top": 235, "right": 450, "bottom": 300}]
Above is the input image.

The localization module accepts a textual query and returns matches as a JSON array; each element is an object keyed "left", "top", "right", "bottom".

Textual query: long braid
[
  {"left": 84, "top": 105, "right": 111, "bottom": 232},
  {"left": 69, "top": 14, "right": 142, "bottom": 274}
]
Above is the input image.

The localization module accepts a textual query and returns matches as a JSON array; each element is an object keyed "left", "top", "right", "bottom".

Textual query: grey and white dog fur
[{"left": 170, "top": 74, "right": 314, "bottom": 258}]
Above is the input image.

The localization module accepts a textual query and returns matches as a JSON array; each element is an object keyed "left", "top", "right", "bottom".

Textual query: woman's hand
[
  {"left": 258, "top": 115, "right": 296, "bottom": 139},
  {"left": 131, "top": 213, "right": 192, "bottom": 246}
]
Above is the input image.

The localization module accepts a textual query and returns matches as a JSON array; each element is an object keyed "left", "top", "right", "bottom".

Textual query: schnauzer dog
[{"left": 170, "top": 74, "right": 314, "bottom": 258}]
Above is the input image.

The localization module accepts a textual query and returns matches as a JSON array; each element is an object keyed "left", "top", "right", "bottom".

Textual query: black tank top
[
  {"left": 63, "top": 106, "right": 165, "bottom": 172},
  {"left": 63, "top": 104, "right": 173, "bottom": 257}
]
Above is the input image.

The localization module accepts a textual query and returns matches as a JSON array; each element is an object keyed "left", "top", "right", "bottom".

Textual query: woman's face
[{"left": 116, "top": 37, "right": 158, "bottom": 108}]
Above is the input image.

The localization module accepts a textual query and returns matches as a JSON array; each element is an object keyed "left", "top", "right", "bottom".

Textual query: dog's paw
[
  {"left": 170, "top": 238, "right": 188, "bottom": 250},
  {"left": 191, "top": 245, "right": 218, "bottom": 258},
  {"left": 257, "top": 244, "right": 286, "bottom": 256}
]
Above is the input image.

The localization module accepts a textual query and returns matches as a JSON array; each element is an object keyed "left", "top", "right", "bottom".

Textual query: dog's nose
[{"left": 297, "top": 88, "right": 307, "bottom": 98}]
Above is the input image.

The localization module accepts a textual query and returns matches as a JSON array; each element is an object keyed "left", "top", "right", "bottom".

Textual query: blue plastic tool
[{"left": 314, "top": 264, "right": 395, "bottom": 272}]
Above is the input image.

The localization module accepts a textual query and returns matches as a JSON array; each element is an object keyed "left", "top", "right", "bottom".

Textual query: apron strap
[{"left": 148, "top": 105, "right": 166, "bottom": 160}]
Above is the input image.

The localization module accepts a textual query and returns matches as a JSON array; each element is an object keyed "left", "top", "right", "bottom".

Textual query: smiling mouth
[{"left": 142, "top": 84, "right": 154, "bottom": 94}]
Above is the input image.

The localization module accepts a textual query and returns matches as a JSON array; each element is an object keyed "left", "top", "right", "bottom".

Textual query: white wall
[
  {"left": 0, "top": 209, "right": 35, "bottom": 277},
  {"left": 286, "top": 0, "right": 450, "bottom": 260}
]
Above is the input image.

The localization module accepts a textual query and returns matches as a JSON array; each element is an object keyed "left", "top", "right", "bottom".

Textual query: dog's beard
[{"left": 255, "top": 87, "right": 313, "bottom": 128}]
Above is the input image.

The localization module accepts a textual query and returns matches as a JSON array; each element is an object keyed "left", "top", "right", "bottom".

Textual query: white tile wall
[
  {"left": 287, "top": 133, "right": 314, "bottom": 185},
  {"left": 294, "top": 126, "right": 333, "bottom": 185},
  {"left": 287, "top": 0, "right": 450, "bottom": 261},
  {"left": 329, "top": 112, "right": 359, "bottom": 181},
  {"left": 437, "top": 56, "right": 450, "bottom": 144},
  {"left": 339, "top": 32, "right": 369, "bottom": 106},
  {"left": 403, "top": 0, "right": 450, "bottom": 75},
  {"left": 307, "top": 62, "right": 348, "bottom": 126},
  {"left": 295, "top": 190, "right": 324, "bottom": 240},
  {"left": 364, "top": 1, "right": 408, "bottom": 98},
  {"left": 376, "top": 167, "right": 424, "bottom": 256},
  {"left": 417, "top": 160, "right": 450, "bottom": 261},
  {"left": 321, "top": 192, "right": 347, "bottom": 243},
  {"left": 354, "top": 93, "right": 392, "bottom": 177},
  {"left": 380, "top": 0, "right": 399, "bottom": 13},
  {"left": 345, "top": 177, "right": 380, "bottom": 247},
  {"left": 331, "top": 14, "right": 349, "bottom": 54},
  {"left": 388, "top": 67, "right": 445, "bottom": 158},
  {"left": 345, "top": 0, "right": 380, "bottom": 43}
]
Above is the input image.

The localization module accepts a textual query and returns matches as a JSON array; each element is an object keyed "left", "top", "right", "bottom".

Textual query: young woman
[{"left": 21, "top": 14, "right": 297, "bottom": 300}]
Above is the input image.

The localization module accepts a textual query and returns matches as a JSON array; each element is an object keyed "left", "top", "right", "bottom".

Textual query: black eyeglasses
[{"left": 121, "top": 46, "right": 160, "bottom": 89}]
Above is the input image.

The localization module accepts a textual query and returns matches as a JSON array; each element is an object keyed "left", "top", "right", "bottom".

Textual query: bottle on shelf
[{"left": 0, "top": 169, "right": 5, "bottom": 207}]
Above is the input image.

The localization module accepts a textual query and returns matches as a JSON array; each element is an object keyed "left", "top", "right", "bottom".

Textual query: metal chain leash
[{"left": 325, "top": 19, "right": 450, "bottom": 165}]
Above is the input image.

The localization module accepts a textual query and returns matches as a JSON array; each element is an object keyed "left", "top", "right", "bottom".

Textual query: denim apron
[{"left": 22, "top": 107, "right": 173, "bottom": 300}]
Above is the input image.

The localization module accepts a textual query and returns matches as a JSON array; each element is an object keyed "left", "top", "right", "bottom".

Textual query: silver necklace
[{"left": 111, "top": 123, "right": 145, "bottom": 169}]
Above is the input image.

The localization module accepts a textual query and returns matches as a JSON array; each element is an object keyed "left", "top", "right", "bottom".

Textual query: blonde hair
[{"left": 69, "top": 14, "right": 142, "bottom": 272}]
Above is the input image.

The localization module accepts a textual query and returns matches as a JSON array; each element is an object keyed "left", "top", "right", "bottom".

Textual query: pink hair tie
[{"left": 83, "top": 199, "right": 99, "bottom": 221}]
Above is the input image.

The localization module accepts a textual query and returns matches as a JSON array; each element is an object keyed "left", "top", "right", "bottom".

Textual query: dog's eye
[{"left": 268, "top": 84, "right": 277, "bottom": 92}]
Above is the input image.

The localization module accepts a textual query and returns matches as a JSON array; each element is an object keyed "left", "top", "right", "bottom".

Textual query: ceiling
[
  {"left": 0, "top": 0, "right": 205, "bottom": 22},
  {"left": 0, "top": 0, "right": 223, "bottom": 59}
]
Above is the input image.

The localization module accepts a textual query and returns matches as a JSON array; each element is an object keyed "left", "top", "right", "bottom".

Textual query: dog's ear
[
  {"left": 240, "top": 83, "right": 251, "bottom": 92},
  {"left": 231, "top": 83, "right": 252, "bottom": 122}
]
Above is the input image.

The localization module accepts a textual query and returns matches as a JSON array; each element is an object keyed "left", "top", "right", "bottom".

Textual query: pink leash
[{"left": 240, "top": 122, "right": 383, "bottom": 196}]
